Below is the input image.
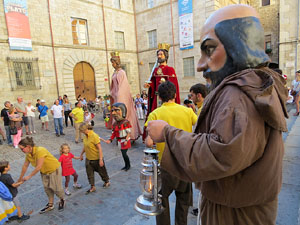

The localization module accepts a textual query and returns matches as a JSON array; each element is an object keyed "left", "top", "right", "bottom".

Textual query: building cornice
[{"left": 136, "top": 0, "right": 178, "bottom": 15}]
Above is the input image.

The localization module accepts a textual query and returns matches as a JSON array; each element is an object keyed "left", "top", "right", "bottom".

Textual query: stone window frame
[
  {"left": 71, "top": 18, "right": 89, "bottom": 46},
  {"left": 7, "top": 57, "right": 41, "bottom": 91},
  {"left": 265, "top": 34, "right": 272, "bottom": 50},
  {"left": 148, "top": 29, "right": 157, "bottom": 49},
  {"left": 115, "top": 31, "right": 125, "bottom": 50},
  {"left": 261, "top": 0, "right": 271, "bottom": 6},
  {"left": 114, "top": 0, "right": 121, "bottom": 9},
  {"left": 183, "top": 57, "right": 195, "bottom": 77},
  {"left": 147, "top": 0, "right": 154, "bottom": 8}
]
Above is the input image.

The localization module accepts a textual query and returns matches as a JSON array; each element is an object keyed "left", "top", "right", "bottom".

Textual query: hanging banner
[
  {"left": 178, "top": 0, "right": 193, "bottom": 50},
  {"left": 4, "top": 0, "right": 32, "bottom": 51}
]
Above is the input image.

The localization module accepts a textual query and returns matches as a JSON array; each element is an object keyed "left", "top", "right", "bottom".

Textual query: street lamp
[{"left": 134, "top": 148, "right": 164, "bottom": 216}]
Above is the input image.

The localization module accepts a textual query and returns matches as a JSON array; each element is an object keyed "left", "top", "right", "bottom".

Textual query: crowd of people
[{"left": 0, "top": 4, "right": 296, "bottom": 225}]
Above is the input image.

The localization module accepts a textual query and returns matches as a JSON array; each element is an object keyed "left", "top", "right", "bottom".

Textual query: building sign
[
  {"left": 178, "top": 0, "right": 193, "bottom": 50},
  {"left": 4, "top": 0, "right": 32, "bottom": 51}
]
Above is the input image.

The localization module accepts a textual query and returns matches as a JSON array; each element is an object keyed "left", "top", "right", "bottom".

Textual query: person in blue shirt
[{"left": 38, "top": 100, "right": 49, "bottom": 131}]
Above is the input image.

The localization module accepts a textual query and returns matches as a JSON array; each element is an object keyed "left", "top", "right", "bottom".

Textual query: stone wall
[
  {"left": 250, "top": 0, "right": 280, "bottom": 63},
  {"left": 135, "top": 0, "right": 208, "bottom": 99},
  {"left": 279, "top": 0, "right": 300, "bottom": 85},
  {"left": 0, "top": 0, "right": 139, "bottom": 105}
]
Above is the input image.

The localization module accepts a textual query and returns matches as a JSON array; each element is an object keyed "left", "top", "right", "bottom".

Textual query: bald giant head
[{"left": 197, "top": 5, "right": 269, "bottom": 89}]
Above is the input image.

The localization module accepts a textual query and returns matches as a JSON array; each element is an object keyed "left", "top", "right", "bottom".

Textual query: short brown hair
[
  {"left": 19, "top": 137, "right": 35, "bottom": 147},
  {"left": 0, "top": 161, "right": 9, "bottom": 174},
  {"left": 79, "top": 123, "right": 93, "bottom": 132}
]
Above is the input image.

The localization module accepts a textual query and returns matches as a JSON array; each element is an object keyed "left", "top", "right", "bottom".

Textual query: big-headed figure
[{"left": 147, "top": 5, "right": 288, "bottom": 225}]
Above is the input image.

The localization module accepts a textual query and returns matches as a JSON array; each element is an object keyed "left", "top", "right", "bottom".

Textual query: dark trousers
[
  {"left": 64, "top": 171, "right": 78, "bottom": 188},
  {"left": 85, "top": 159, "right": 109, "bottom": 186},
  {"left": 121, "top": 149, "right": 130, "bottom": 169},
  {"left": 156, "top": 169, "right": 193, "bottom": 225},
  {"left": 64, "top": 110, "right": 73, "bottom": 127}
]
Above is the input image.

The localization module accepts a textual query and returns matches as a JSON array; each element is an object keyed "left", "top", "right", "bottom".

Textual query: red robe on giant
[{"left": 147, "top": 64, "right": 180, "bottom": 115}]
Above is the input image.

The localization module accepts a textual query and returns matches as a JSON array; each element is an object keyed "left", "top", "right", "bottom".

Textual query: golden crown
[
  {"left": 110, "top": 51, "right": 120, "bottom": 57},
  {"left": 158, "top": 43, "right": 170, "bottom": 51}
]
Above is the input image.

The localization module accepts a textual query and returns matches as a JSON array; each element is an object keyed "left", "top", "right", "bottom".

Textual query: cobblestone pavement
[
  {"left": 2, "top": 106, "right": 300, "bottom": 225},
  {"left": 0, "top": 114, "right": 198, "bottom": 225}
]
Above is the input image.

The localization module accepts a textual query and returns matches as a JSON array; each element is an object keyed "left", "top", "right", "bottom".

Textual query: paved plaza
[{"left": 0, "top": 107, "right": 300, "bottom": 225}]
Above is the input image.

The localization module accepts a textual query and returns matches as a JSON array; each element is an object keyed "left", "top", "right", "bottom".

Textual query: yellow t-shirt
[
  {"left": 25, "top": 146, "right": 60, "bottom": 174},
  {"left": 145, "top": 102, "right": 198, "bottom": 162},
  {"left": 71, "top": 107, "right": 84, "bottom": 123},
  {"left": 83, "top": 130, "right": 101, "bottom": 160},
  {"left": 196, "top": 102, "right": 203, "bottom": 117}
]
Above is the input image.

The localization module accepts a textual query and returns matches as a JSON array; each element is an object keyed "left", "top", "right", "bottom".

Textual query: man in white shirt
[{"left": 51, "top": 99, "right": 64, "bottom": 137}]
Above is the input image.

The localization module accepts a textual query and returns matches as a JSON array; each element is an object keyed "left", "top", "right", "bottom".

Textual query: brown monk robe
[{"left": 146, "top": 5, "right": 288, "bottom": 225}]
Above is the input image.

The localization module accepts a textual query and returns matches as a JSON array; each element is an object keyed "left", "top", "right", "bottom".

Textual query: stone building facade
[
  {"left": 0, "top": 0, "right": 139, "bottom": 104},
  {"left": 135, "top": 0, "right": 276, "bottom": 99},
  {"left": 250, "top": 0, "right": 280, "bottom": 64},
  {"left": 0, "top": 0, "right": 296, "bottom": 105},
  {"left": 279, "top": 0, "right": 300, "bottom": 83}
]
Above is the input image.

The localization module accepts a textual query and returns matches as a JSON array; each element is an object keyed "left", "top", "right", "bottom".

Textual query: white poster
[{"left": 179, "top": 13, "right": 194, "bottom": 50}]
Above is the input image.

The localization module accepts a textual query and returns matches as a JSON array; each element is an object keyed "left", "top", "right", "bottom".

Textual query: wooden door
[{"left": 73, "top": 62, "right": 96, "bottom": 101}]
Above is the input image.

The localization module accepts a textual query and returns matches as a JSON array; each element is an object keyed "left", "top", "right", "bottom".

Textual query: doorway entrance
[{"left": 73, "top": 62, "right": 96, "bottom": 101}]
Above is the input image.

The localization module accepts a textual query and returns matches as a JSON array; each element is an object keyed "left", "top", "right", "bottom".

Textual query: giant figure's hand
[
  {"left": 147, "top": 120, "right": 168, "bottom": 143},
  {"left": 144, "top": 83, "right": 150, "bottom": 88}
]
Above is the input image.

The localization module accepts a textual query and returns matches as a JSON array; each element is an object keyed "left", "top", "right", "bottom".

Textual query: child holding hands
[
  {"left": 59, "top": 144, "right": 82, "bottom": 196},
  {"left": 0, "top": 161, "right": 30, "bottom": 221}
]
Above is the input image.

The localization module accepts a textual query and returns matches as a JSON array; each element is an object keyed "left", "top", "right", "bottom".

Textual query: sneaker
[
  {"left": 40, "top": 203, "right": 54, "bottom": 214},
  {"left": 56, "top": 134, "right": 60, "bottom": 137},
  {"left": 58, "top": 199, "right": 65, "bottom": 212},
  {"left": 65, "top": 189, "right": 71, "bottom": 196},
  {"left": 60, "top": 133, "right": 65, "bottom": 135},
  {"left": 14, "top": 146, "right": 18, "bottom": 149},
  {"left": 103, "top": 182, "right": 110, "bottom": 188},
  {"left": 17, "top": 214, "right": 30, "bottom": 221},
  {"left": 8, "top": 215, "right": 19, "bottom": 221},
  {"left": 73, "top": 183, "right": 82, "bottom": 189},
  {"left": 33, "top": 131, "right": 36, "bottom": 134}
]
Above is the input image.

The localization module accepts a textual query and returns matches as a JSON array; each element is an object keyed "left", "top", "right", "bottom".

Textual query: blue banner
[{"left": 178, "top": 0, "right": 193, "bottom": 16}]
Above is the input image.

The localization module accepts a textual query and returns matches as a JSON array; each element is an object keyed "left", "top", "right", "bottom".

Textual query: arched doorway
[{"left": 73, "top": 62, "right": 96, "bottom": 101}]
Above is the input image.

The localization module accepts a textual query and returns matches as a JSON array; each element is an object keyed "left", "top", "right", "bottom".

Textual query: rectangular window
[
  {"left": 7, "top": 57, "right": 41, "bottom": 90},
  {"left": 115, "top": 31, "right": 125, "bottom": 49},
  {"left": 114, "top": 0, "right": 121, "bottom": 9},
  {"left": 262, "top": 0, "right": 270, "bottom": 6},
  {"left": 148, "top": 30, "right": 157, "bottom": 49},
  {"left": 71, "top": 18, "right": 89, "bottom": 45},
  {"left": 148, "top": 0, "right": 154, "bottom": 8},
  {"left": 265, "top": 35, "right": 271, "bottom": 50},
  {"left": 183, "top": 57, "right": 195, "bottom": 77},
  {"left": 149, "top": 62, "right": 155, "bottom": 73}
]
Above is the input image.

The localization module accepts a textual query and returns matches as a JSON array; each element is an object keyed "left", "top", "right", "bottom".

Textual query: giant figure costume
[
  {"left": 109, "top": 52, "right": 142, "bottom": 140},
  {"left": 147, "top": 44, "right": 180, "bottom": 115},
  {"left": 147, "top": 5, "right": 288, "bottom": 225}
]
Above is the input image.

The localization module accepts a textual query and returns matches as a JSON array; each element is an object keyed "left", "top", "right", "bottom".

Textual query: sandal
[
  {"left": 85, "top": 187, "right": 96, "bottom": 194},
  {"left": 293, "top": 112, "right": 299, "bottom": 116}
]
